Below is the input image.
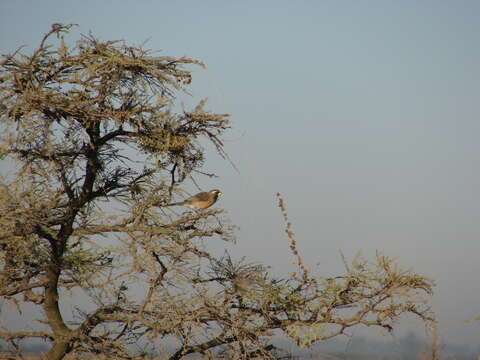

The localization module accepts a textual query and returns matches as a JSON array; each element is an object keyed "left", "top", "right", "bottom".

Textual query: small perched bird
[
  {"left": 165, "top": 189, "right": 223, "bottom": 210},
  {"left": 232, "top": 276, "right": 256, "bottom": 295}
]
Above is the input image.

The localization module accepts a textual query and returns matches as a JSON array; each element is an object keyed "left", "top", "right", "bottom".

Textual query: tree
[{"left": 0, "top": 24, "right": 434, "bottom": 359}]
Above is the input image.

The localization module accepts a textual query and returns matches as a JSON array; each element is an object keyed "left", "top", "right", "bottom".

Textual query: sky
[{"left": 1, "top": 0, "right": 480, "bottom": 347}]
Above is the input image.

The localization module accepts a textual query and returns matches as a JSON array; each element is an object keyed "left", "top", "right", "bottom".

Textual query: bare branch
[{"left": 0, "top": 330, "right": 54, "bottom": 342}]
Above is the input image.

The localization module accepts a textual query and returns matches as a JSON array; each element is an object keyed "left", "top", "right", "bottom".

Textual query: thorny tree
[{"left": 0, "top": 25, "right": 435, "bottom": 359}]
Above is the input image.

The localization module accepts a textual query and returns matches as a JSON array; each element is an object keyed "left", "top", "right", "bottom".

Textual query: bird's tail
[{"left": 162, "top": 201, "right": 186, "bottom": 207}]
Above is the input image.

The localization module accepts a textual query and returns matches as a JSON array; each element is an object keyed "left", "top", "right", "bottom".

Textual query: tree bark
[{"left": 43, "top": 265, "right": 72, "bottom": 360}]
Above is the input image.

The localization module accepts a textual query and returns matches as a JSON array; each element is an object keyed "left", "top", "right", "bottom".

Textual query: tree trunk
[
  {"left": 46, "top": 341, "right": 71, "bottom": 360},
  {"left": 43, "top": 266, "right": 72, "bottom": 360}
]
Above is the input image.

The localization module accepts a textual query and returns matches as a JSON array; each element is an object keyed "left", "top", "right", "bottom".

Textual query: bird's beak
[{"left": 218, "top": 191, "right": 223, "bottom": 197}]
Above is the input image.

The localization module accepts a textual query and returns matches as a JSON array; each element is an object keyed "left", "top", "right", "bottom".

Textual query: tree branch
[
  {"left": 0, "top": 331, "right": 54, "bottom": 342},
  {"left": 169, "top": 335, "right": 237, "bottom": 360},
  {"left": 0, "top": 280, "right": 48, "bottom": 297}
]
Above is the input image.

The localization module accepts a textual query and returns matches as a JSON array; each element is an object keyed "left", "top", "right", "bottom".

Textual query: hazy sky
[{"left": 1, "top": 0, "right": 479, "bottom": 346}]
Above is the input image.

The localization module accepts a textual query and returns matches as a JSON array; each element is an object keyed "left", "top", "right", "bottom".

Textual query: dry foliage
[{"left": 0, "top": 24, "right": 435, "bottom": 360}]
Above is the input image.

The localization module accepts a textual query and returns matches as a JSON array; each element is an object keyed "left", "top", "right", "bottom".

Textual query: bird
[
  {"left": 232, "top": 276, "right": 256, "bottom": 295},
  {"left": 165, "top": 189, "right": 223, "bottom": 210}
]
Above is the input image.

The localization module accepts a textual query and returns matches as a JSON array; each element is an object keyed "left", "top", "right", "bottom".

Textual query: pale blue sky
[{"left": 1, "top": 0, "right": 480, "bottom": 345}]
